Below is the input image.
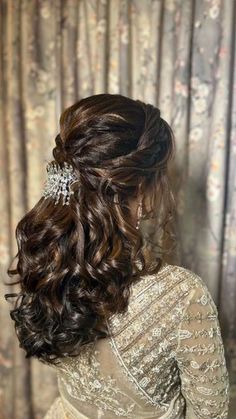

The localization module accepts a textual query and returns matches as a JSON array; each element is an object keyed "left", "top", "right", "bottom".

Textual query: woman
[{"left": 6, "top": 94, "right": 230, "bottom": 418}]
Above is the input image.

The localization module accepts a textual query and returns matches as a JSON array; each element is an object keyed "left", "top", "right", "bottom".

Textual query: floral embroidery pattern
[{"left": 44, "top": 264, "right": 229, "bottom": 418}]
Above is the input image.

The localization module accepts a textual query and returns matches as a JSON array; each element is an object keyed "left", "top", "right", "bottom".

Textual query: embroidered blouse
[{"left": 43, "top": 262, "right": 230, "bottom": 418}]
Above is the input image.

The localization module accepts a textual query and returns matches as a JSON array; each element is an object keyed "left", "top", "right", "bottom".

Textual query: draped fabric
[{"left": 0, "top": 0, "right": 235, "bottom": 418}]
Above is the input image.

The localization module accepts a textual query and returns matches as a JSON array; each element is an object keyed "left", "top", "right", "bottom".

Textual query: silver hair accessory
[
  {"left": 136, "top": 199, "right": 143, "bottom": 230},
  {"left": 42, "top": 161, "right": 78, "bottom": 206}
]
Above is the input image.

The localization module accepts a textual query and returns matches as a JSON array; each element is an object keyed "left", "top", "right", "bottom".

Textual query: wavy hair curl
[{"left": 6, "top": 93, "right": 177, "bottom": 364}]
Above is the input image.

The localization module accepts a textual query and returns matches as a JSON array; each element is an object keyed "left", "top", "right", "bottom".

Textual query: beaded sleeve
[{"left": 175, "top": 277, "right": 230, "bottom": 418}]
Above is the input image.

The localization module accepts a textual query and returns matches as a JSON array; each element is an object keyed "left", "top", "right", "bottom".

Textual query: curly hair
[{"left": 5, "top": 93, "right": 177, "bottom": 364}]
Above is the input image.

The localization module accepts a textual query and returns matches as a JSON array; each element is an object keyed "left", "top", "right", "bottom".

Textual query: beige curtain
[{"left": 0, "top": 0, "right": 235, "bottom": 418}]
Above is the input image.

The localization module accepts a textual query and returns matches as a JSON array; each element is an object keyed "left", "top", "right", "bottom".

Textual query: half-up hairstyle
[{"left": 6, "top": 93, "right": 177, "bottom": 364}]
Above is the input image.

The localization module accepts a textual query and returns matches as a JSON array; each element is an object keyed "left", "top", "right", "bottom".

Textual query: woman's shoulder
[
  {"left": 108, "top": 262, "right": 214, "bottom": 341},
  {"left": 155, "top": 262, "right": 217, "bottom": 312},
  {"left": 158, "top": 262, "right": 210, "bottom": 289},
  {"left": 127, "top": 261, "right": 207, "bottom": 311}
]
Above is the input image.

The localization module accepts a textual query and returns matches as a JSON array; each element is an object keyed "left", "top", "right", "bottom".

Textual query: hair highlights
[{"left": 6, "top": 93, "right": 177, "bottom": 364}]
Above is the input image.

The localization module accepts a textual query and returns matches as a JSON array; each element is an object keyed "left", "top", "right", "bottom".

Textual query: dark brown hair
[{"left": 6, "top": 93, "right": 177, "bottom": 364}]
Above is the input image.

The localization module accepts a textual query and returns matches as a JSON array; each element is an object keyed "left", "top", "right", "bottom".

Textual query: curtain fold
[{"left": 0, "top": 0, "right": 235, "bottom": 417}]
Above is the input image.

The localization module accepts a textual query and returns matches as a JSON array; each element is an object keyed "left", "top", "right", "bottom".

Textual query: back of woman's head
[{"left": 6, "top": 93, "right": 176, "bottom": 364}]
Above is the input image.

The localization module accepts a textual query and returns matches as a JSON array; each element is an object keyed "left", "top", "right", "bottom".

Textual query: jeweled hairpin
[{"left": 42, "top": 161, "right": 78, "bottom": 206}]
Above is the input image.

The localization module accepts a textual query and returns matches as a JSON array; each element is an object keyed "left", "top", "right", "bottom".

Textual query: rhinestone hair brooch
[{"left": 42, "top": 161, "right": 78, "bottom": 206}]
